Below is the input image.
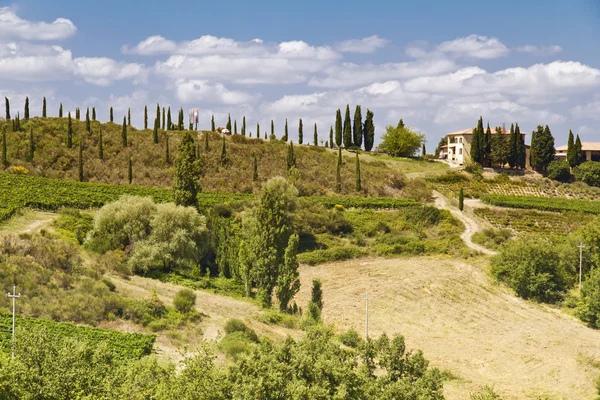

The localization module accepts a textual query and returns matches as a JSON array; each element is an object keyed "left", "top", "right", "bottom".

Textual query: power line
[{"left": 7, "top": 285, "right": 21, "bottom": 359}]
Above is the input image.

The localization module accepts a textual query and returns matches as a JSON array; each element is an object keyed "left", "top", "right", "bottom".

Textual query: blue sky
[{"left": 1, "top": 0, "right": 599, "bottom": 147}]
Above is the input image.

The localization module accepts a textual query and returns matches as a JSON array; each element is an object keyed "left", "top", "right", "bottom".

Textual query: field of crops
[
  {"left": 481, "top": 194, "right": 600, "bottom": 215},
  {"left": 0, "top": 312, "right": 155, "bottom": 360},
  {"left": 309, "top": 196, "right": 417, "bottom": 209}
]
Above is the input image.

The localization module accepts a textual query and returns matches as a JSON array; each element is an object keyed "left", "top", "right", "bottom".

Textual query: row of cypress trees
[{"left": 470, "top": 116, "right": 527, "bottom": 169}]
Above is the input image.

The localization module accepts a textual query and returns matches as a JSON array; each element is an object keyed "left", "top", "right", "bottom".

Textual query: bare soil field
[{"left": 295, "top": 256, "right": 600, "bottom": 400}]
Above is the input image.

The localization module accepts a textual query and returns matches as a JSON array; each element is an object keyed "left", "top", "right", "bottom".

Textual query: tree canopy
[{"left": 379, "top": 120, "right": 425, "bottom": 157}]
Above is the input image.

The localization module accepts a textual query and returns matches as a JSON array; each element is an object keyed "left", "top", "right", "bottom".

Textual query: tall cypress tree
[
  {"left": 98, "top": 127, "right": 103, "bottom": 160},
  {"left": 42, "top": 97, "right": 46, "bottom": 118},
  {"left": 353, "top": 105, "right": 362, "bottom": 148},
  {"left": 167, "top": 107, "right": 172, "bottom": 130},
  {"left": 242, "top": 116, "right": 246, "bottom": 136},
  {"left": 144, "top": 106, "right": 148, "bottom": 129},
  {"left": 59, "top": 103, "right": 63, "bottom": 118},
  {"left": 234, "top": 120, "right": 237, "bottom": 135},
  {"left": 335, "top": 109, "right": 342, "bottom": 146},
  {"left": 575, "top": 134, "right": 583, "bottom": 166},
  {"left": 484, "top": 122, "right": 492, "bottom": 162},
  {"left": 92, "top": 107, "right": 96, "bottom": 121},
  {"left": 211, "top": 115, "right": 216, "bottom": 131},
  {"left": 156, "top": 104, "right": 160, "bottom": 130},
  {"left": 515, "top": 123, "right": 525, "bottom": 169},
  {"left": 471, "top": 117, "right": 485, "bottom": 164},
  {"left": 508, "top": 123, "right": 517, "bottom": 168},
  {"left": 363, "top": 109, "right": 375, "bottom": 152},
  {"left": 271, "top": 120, "right": 274, "bottom": 135},
  {"left": 530, "top": 125, "right": 555, "bottom": 174},
  {"left": 178, "top": 108, "right": 184, "bottom": 130},
  {"left": 298, "top": 119, "right": 303, "bottom": 144},
  {"left": 165, "top": 132, "right": 170, "bottom": 164},
  {"left": 162, "top": 107, "right": 165, "bottom": 130},
  {"left": 256, "top": 122, "right": 260, "bottom": 139},
  {"left": 67, "top": 112, "right": 73, "bottom": 148},
  {"left": 127, "top": 108, "right": 131, "bottom": 127},
  {"left": 336, "top": 147, "right": 342, "bottom": 192},
  {"left": 5, "top": 97, "right": 10, "bottom": 120},
  {"left": 76, "top": 108, "right": 80, "bottom": 120},
  {"left": 173, "top": 131, "right": 201, "bottom": 208},
  {"left": 122, "top": 116, "right": 127, "bottom": 147},
  {"left": 128, "top": 156, "right": 133, "bottom": 184},
  {"left": 109, "top": 107, "right": 113, "bottom": 122},
  {"left": 153, "top": 118, "right": 159, "bottom": 144},
  {"left": 313, "top": 123, "right": 318, "bottom": 146},
  {"left": 226, "top": 114, "right": 232, "bottom": 133},
  {"left": 283, "top": 119, "right": 288, "bottom": 141},
  {"left": 78, "top": 135, "right": 84, "bottom": 182},
  {"left": 220, "top": 135, "right": 228, "bottom": 165},
  {"left": 252, "top": 153, "right": 258, "bottom": 181},
  {"left": 29, "top": 127, "right": 34, "bottom": 161},
  {"left": 343, "top": 105, "right": 352, "bottom": 148},
  {"left": 355, "top": 152, "right": 361, "bottom": 192},
  {"left": 567, "top": 130, "right": 576, "bottom": 168},
  {"left": 286, "top": 142, "right": 296, "bottom": 170},
  {"left": 85, "top": 108, "right": 91, "bottom": 133},
  {"left": 2, "top": 127, "right": 7, "bottom": 168},
  {"left": 24, "top": 97, "right": 29, "bottom": 120},
  {"left": 329, "top": 126, "right": 333, "bottom": 148}
]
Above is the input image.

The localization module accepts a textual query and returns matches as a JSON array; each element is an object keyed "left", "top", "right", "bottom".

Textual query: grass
[{"left": 481, "top": 194, "right": 600, "bottom": 214}]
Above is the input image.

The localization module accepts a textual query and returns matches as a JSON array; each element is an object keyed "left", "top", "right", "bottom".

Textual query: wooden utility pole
[
  {"left": 362, "top": 290, "right": 373, "bottom": 338},
  {"left": 7, "top": 285, "right": 20, "bottom": 359},
  {"left": 578, "top": 242, "right": 586, "bottom": 290}
]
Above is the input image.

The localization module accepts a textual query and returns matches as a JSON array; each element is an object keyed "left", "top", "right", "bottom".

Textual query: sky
[{"left": 1, "top": 0, "right": 600, "bottom": 147}]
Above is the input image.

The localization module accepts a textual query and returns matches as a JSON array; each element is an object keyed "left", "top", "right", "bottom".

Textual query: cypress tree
[
  {"left": 29, "top": 127, "right": 34, "bottom": 161},
  {"left": 162, "top": 107, "right": 165, "bottom": 130},
  {"left": 516, "top": 124, "right": 526, "bottom": 169},
  {"left": 484, "top": 122, "right": 492, "bottom": 162},
  {"left": 76, "top": 108, "right": 80, "bottom": 120},
  {"left": 204, "top": 131, "right": 210, "bottom": 152},
  {"left": 24, "top": 96, "right": 29, "bottom": 120},
  {"left": 336, "top": 147, "right": 342, "bottom": 192},
  {"left": 2, "top": 127, "right": 6, "bottom": 168},
  {"left": 189, "top": 122, "right": 193, "bottom": 131},
  {"left": 156, "top": 104, "right": 160, "bottom": 129},
  {"left": 98, "top": 127, "right": 103, "bottom": 160},
  {"left": 67, "top": 112, "right": 73, "bottom": 148},
  {"left": 335, "top": 109, "right": 342, "bottom": 146},
  {"left": 256, "top": 122, "right": 260, "bottom": 139},
  {"left": 234, "top": 120, "right": 237, "bottom": 135},
  {"left": 530, "top": 125, "right": 555, "bottom": 174},
  {"left": 59, "top": 103, "right": 63, "bottom": 118},
  {"left": 242, "top": 116, "right": 246, "bottom": 136},
  {"left": 329, "top": 126, "right": 333, "bottom": 148},
  {"left": 15, "top": 113, "right": 20, "bottom": 131},
  {"left": 567, "top": 130, "right": 576, "bottom": 168},
  {"left": 167, "top": 107, "right": 172, "bottom": 130},
  {"left": 471, "top": 117, "right": 485, "bottom": 164},
  {"left": 575, "top": 134, "right": 583, "bottom": 166},
  {"left": 127, "top": 108, "right": 131, "bottom": 127},
  {"left": 286, "top": 142, "right": 296, "bottom": 170},
  {"left": 298, "top": 119, "right": 303, "bottom": 144},
  {"left": 180, "top": 108, "right": 185, "bottom": 130},
  {"left": 5, "top": 97, "right": 10, "bottom": 120},
  {"left": 85, "top": 108, "right": 91, "bottom": 133},
  {"left": 508, "top": 123, "right": 517, "bottom": 168},
  {"left": 253, "top": 153, "right": 258, "bottom": 181},
  {"left": 78, "top": 136, "right": 84, "bottom": 182},
  {"left": 271, "top": 119, "right": 274, "bottom": 135},
  {"left": 283, "top": 119, "right": 288, "bottom": 141},
  {"left": 211, "top": 115, "right": 215, "bottom": 131},
  {"left": 122, "top": 116, "right": 127, "bottom": 147},
  {"left": 313, "top": 123, "right": 318, "bottom": 146},
  {"left": 265, "top": 131, "right": 267, "bottom": 140},
  {"left": 363, "top": 109, "right": 375, "bottom": 151},
  {"left": 42, "top": 97, "right": 46, "bottom": 118},
  {"left": 165, "top": 133, "right": 170, "bottom": 164},
  {"left": 226, "top": 114, "right": 232, "bottom": 133},
  {"left": 220, "top": 135, "right": 228, "bottom": 165},
  {"left": 422, "top": 143, "right": 426, "bottom": 157},
  {"left": 325, "top": 141, "right": 329, "bottom": 148},
  {"left": 153, "top": 118, "right": 159, "bottom": 144},
  {"left": 92, "top": 107, "right": 96, "bottom": 121},
  {"left": 353, "top": 105, "right": 362, "bottom": 148},
  {"left": 173, "top": 131, "right": 201, "bottom": 208},
  {"left": 144, "top": 106, "right": 148, "bottom": 129},
  {"left": 343, "top": 105, "right": 352, "bottom": 148},
  {"left": 128, "top": 156, "right": 133, "bottom": 184},
  {"left": 355, "top": 152, "right": 361, "bottom": 192},
  {"left": 109, "top": 107, "right": 113, "bottom": 122},
  {"left": 459, "top": 188, "right": 464, "bottom": 211}
]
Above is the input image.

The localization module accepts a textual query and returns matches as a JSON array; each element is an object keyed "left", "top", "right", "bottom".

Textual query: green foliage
[
  {"left": 343, "top": 104, "right": 352, "bottom": 148},
  {"left": 471, "top": 228, "right": 512, "bottom": 251},
  {"left": 470, "top": 386, "right": 503, "bottom": 400},
  {"left": 122, "top": 116, "right": 127, "bottom": 147},
  {"left": 546, "top": 160, "right": 572, "bottom": 182},
  {"left": 276, "top": 234, "right": 300, "bottom": 311},
  {"left": 491, "top": 237, "right": 570, "bottom": 303},
  {"left": 298, "top": 118, "right": 303, "bottom": 144},
  {"left": 311, "top": 279, "right": 323, "bottom": 310},
  {"left": 575, "top": 134, "right": 583, "bottom": 167},
  {"left": 471, "top": 117, "right": 484, "bottom": 165},
  {"left": 530, "top": 125, "right": 556, "bottom": 174},
  {"left": 335, "top": 108, "right": 342, "bottom": 146},
  {"left": 286, "top": 141, "right": 296, "bottom": 170},
  {"left": 490, "top": 126, "right": 509, "bottom": 166},
  {"left": 2, "top": 127, "right": 7, "bottom": 168},
  {"left": 67, "top": 112, "right": 73, "bottom": 148},
  {"left": 458, "top": 188, "right": 464, "bottom": 211},
  {"left": 173, "top": 289, "right": 197, "bottom": 313},
  {"left": 481, "top": 194, "right": 600, "bottom": 215},
  {"left": 353, "top": 105, "right": 363, "bottom": 148},
  {"left": 24, "top": 96, "right": 29, "bottom": 120},
  {"left": 223, "top": 319, "right": 259, "bottom": 342},
  {"left": 42, "top": 97, "right": 46, "bottom": 118},
  {"left": 380, "top": 120, "right": 425, "bottom": 157},
  {"left": 252, "top": 153, "right": 258, "bottom": 181},
  {"left": 313, "top": 122, "right": 318, "bottom": 146},
  {"left": 173, "top": 131, "right": 201, "bottom": 207},
  {"left": 4, "top": 97, "right": 9, "bottom": 120},
  {"left": 53, "top": 208, "right": 94, "bottom": 244},
  {"left": 573, "top": 161, "right": 600, "bottom": 187},
  {"left": 567, "top": 130, "right": 576, "bottom": 168},
  {"left": 298, "top": 245, "right": 367, "bottom": 265},
  {"left": 338, "top": 328, "right": 362, "bottom": 348},
  {"left": 127, "top": 156, "right": 132, "bottom": 184},
  {"left": 356, "top": 152, "right": 361, "bottom": 192}
]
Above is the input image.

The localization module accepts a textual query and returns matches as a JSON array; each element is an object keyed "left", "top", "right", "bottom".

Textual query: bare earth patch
[{"left": 295, "top": 256, "right": 600, "bottom": 400}]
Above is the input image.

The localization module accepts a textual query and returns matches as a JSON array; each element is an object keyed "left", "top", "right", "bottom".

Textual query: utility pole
[
  {"left": 578, "top": 241, "right": 586, "bottom": 290},
  {"left": 362, "top": 290, "right": 373, "bottom": 338},
  {"left": 7, "top": 285, "right": 21, "bottom": 359}
]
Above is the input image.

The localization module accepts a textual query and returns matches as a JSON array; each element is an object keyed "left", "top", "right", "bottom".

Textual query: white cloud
[
  {"left": 174, "top": 79, "right": 253, "bottom": 105},
  {"left": 571, "top": 101, "right": 600, "bottom": 120},
  {"left": 0, "top": 7, "right": 77, "bottom": 40},
  {"left": 121, "top": 35, "right": 176, "bottom": 55},
  {"left": 263, "top": 93, "right": 328, "bottom": 114},
  {"left": 578, "top": 125, "right": 594, "bottom": 134},
  {"left": 73, "top": 57, "right": 147, "bottom": 86},
  {"left": 408, "top": 34, "right": 509, "bottom": 60},
  {"left": 337, "top": 35, "right": 389, "bottom": 54},
  {"left": 516, "top": 45, "right": 563, "bottom": 56}
]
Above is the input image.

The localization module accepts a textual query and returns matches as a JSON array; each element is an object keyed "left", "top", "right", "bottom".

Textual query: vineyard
[
  {"left": 0, "top": 312, "right": 155, "bottom": 360},
  {"left": 481, "top": 194, "right": 600, "bottom": 215}
]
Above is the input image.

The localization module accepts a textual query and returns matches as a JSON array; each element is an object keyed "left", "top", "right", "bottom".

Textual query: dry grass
[{"left": 295, "top": 256, "right": 600, "bottom": 400}]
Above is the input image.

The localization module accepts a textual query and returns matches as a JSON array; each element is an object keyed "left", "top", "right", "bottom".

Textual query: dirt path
[
  {"left": 433, "top": 190, "right": 497, "bottom": 256},
  {"left": 0, "top": 210, "right": 57, "bottom": 234},
  {"left": 295, "top": 256, "right": 600, "bottom": 400}
]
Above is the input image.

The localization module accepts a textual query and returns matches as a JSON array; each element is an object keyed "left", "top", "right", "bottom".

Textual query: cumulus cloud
[
  {"left": 516, "top": 45, "right": 563, "bottom": 56},
  {"left": 174, "top": 79, "right": 253, "bottom": 104},
  {"left": 263, "top": 92, "right": 328, "bottom": 114},
  {"left": 74, "top": 57, "right": 147, "bottom": 86},
  {"left": 571, "top": 100, "right": 600, "bottom": 120},
  {"left": 0, "top": 7, "right": 77, "bottom": 40},
  {"left": 407, "top": 34, "right": 509, "bottom": 60},
  {"left": 121, "top": 35, "right": 176, "bottom": 55},
  {"left": 336, "top": 35, "right": 389, "bottom": 54}
]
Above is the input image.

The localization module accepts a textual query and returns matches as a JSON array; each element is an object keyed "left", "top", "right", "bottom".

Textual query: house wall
[{"left": 447, "top": 135, "right": 472, "bottom": 165}]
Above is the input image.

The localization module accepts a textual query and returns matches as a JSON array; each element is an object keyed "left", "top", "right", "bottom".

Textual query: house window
[{"left": 459, "top": 148, "right": 463, "bottom": 155}]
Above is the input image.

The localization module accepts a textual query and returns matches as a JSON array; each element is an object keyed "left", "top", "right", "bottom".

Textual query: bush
[
  {"left": 471, "top": 228, "right": 512, "bottom": 251},
  {"left": 338, "top": 328, "right": 362, "bottom": 348},
  {"left": 219, "top": 331, "right": 255, "bottom": 360},
  {"left": 547, "top": 160, "right": 572, "bottom": 182},
  {"left": 464, "top": 159, "right": 482, "bottom": 177},
  {"left": 578, "top": 267, "right": 600, "bottom": 328},
  {"left": 173, "top": 289, "right": 196, "bottom": 314},
  {"left": 573, "top": 161, "right": 600, "bottom": 187},
  {"left": 224, "top": 319, "right": 259, "bottom": 342},
  {"left": 256, "top": 310, "right": 298, "bottom": 329},
  {"left": 297, "top": 245, "right": 366, "bottom": 266}
]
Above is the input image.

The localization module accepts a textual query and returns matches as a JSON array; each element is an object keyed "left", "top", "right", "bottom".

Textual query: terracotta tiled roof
[
  {"left": 556, "top": 142, "right": 600, "bottom": 152},
  {"left": 447, "top": 127, "right": 523, "bottom": 136}
]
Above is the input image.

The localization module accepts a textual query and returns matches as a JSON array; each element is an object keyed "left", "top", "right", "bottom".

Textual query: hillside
[{"left": 0, "top": 117, "right": 447, "bottom": 197}]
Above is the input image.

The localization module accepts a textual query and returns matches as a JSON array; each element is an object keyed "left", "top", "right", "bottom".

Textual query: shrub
[
  {"left": 338, "top": 328, "right": 362, "bottom": 348},
  {"left": 432, "top": 171, "right": 469, "bottom": 184},
  {"left": 256, "top": 310, "right": 298, "bottom": 329},
  {"left": 546, "top": 160, "right": 571, "bottom": 182},
  {"left": 471, "top": 228, "right": 512, "bottom": 251},
  {"left": 573, "top": 161, "right": 600, "bottom": 187},
  {"left": 297, "top": 245, "right": 366, "bottom": 265},
  {"left": 578, "top": 267, "right": 600, "bottom": 328},
  {"left": 173, "top": 289, "right": 196, "bottom": 314},
  {"left": 470, "top": 386, "right": 503, "bottom": 400},
  {"left": 224, "top": 319, "right": 259, "bottom": 342},
  {"left": 219, "top": 331, "right": 254, "bottom": 360},
  {"left": 464, "top": 159, "right": 482, "bottom": 177}
]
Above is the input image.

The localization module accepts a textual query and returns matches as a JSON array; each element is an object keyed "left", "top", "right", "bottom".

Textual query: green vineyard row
[
  {"left": 481, "top": 194, "right": 600, "bottom": 215},
  {"left": 0, "top": 312, "right": 155, "bottom": 360}
]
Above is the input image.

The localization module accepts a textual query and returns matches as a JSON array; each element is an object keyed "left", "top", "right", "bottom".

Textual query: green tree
[
  {"left": 24, "top": 96, "right": 29, "bottom": 120},
  {"left": 276, "top": 234, "right": 300, "bottom": 312},
  {"left": 86, "top": 107, "right": 91, "bottom": 132},
  {"left": 471, "top": 117, "right": 484, "bottom": 165},
  {"left": 336, "top": 147, "right": 342, "bottom": 192},
  {"left": 178, "top": 108, "right": 184, "bottom": 130},
  {"left": 211, "top": 115, "right": 215, "bottom": 131},
  {"left": 490, "top": 126, "right": 510, "bottom": 167},
  {"left": 59, "top": 102, "right": 63, "bottom": 118},
  {"left": 92, "top": 107, "right": 96, "bottom": 121},
  {"left": 579, "top": 267, "right": 600, "bottom": 328},
  {"left": 458, "top": 188, "right": 464, "bottom": 211},
  {"left": 363, "top": 109, "right": 375, "bottom": 151},
  {"left": 122, "top": 116, "right": 127, "bottom": 147},
  {"left": 162, "top": 107, "right": 165, "bottom": 130},
  {"left": 516, "top": 123, "right": 526, "bottom": 169},
  {"left": 283, "top": 118, "right": 288, "bottom": 141},
  {"left": 355, "top": 152, "right": 361, "bottom": 192},
  {"left": 343, "top": 104, "right": 352, "bottom": 148},
  {"left": 547, "top": 160, "right": 571, "bottom": 182},
  {"left": 271, "top": 119, "right": 274, "bottom": 135},
  {"left": 226, "top": 114, "right": 232, "bottom": 133},
  {"left": 144, "top": 105, "right": 148, "bottom": 129},
  {"left": 508, "top": 123, "right": 518, "bottom": 168},
  {"left": 156, "top": 104, "right": 160, "bottom": 130},
  {"left": 67, "top": 112, "right": 73, "bottom": 148},
  {"left": 380, "top": 120, "right": 425, "bottom": 157},
  {"left": 422, "top": 143, "right": 426, "bottom": 157},
  {"left": 567, "top": 130, "right": 576, "bottom": 168},
  {"left": 76, "top": 107, "right": 80, "bottom": 120},
  {"left": 28, "top": 127, "right": 35, "bottom": 161},
  {"left": 313, "top": 123, "right": 318, "bottom": 146},
  {"left": 2, "top": 126, "right": 7, "bottom": 168},
  {"left": 165, "top": 132, "right": 170, "bottom": 164},
  {"left": 98, "top": 127, "right": 103, "bottom": 160},
  {"left": 329, "top": 126, "right": 333, "bottom": 148},
  {"left": 78, "top": 135, "right": 84, "bottom": 182},
  {"left": 127, "top": 108, "right": 131, "bottom": 126},
  {"left": 234, "top": 119, "right": 237, "bottom": 135},
  {"left": 5, "top": 97, "right": 10, "bottom": 120},
  {"left": 256, "top": 122, "right": 260, "bottom": 139},
  {"left": 484, "top": 122, "right": 492, "bottom": 162},
  {"left": 242, "top": 116, "right": 246, "bottom": 136},
  {"left": 252, "top": 153, "right": 258, "bottom": 181},
  {"left": 353, "top": 105, "right": 363, "bottom": 148},
  {"left": 167, "top": 107, "right": 172, "bottom": 130},
  {"left": 128, "top": 156, "right": 133, "bottom": 184},
  {"left": 109, "top": 106, "right": 113, "bottom": 122},
  {"left": 42, "top": 96, "right": 46, "bottom": 118},
  {"left": 298, "top": 118, "right": 303, "bottom": 144},
  {"left": 335, "top": 108, "right": 342, "bottom": 147},
  {"left": 530, "top": 125, "right": 556, "bottom": 174},
  {"left": 153, "top": 118, "right": 159, "bottom": 144},
  {"left": 173, "top": 131, "right": 202, "bottom": 208},
  {"left": 173, "top": 289, "right": 197, "bottom": 313},
  {"left": 286, "top": 142, "right": 296, "bottom": 170},
  {"left": 220, "top": 135, "right": 228, "bottom": 166},
  {"left": 573, "top": 161, "right": 600, "bottom": 186},
  {"left": 237, "top": 239, "right": 254, "bottom": 297},
  {"left": 575, "top": 134, "right": 583, "bottom": 166},
  {"left": 204, "top": 131, "right": 210, "bottom": 152}
]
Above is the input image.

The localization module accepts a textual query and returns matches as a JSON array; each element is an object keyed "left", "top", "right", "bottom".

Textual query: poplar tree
[
  {"left": 283, "top": 119, "right": 288, "bottom": 141},
  {"left": 343, "top": 105, "right": 352, "bottom": 148},
  {"left": 286, "top": 142, "right": 296, "bottom": 170},
  {"left": 271, "top": 119, "right": 274, "bottom": 135},
  {"left": 575, "top": 134, "right": 583, "bottom": 166},
  {"left": 508, "top": 123, "right": 517, "bottom": 168},
  {"left": 363, "top": 109, "right": 375, "bottom": 151},
  {"left": 336, "top": 147, "right": 342, "bottom": 192},
  {"left": 353, "top": 105, "right": 362, "bottom": 148},
  {"left": 298, "top": 119, "right": 303, "bottom": 144},
  {"left": 165, "top": 133, "right": 170, "bottom": 164},
  {"left": 98, "top": 127, "right": 103, "bottom": 160},
  {"left": 167, "top": 107, "right": 172, "bottom": 130},
  {"left": 144, "top": 106, "right": 148, "bottom": 129},
  {"left": 567, "top": 130, "right": 576, "bottom": 168},
  {"left": 29, "top": 127, "right": 34, "bottom": 161},
  {"left": 122, "top": 116, "right": 127, "bottom": 147},
  {"left": 226, "top": 114, "right": 232, "bottom": 133},
  {"left": 211, "top": 115, "right": 215, "bottom": 131},
  {"left": 5, "top": 97, "right": 10, "bottom": 120},
  {"left": 355, "top": 152, "right": 361, "bottom": 192},
  {"left": 2, "top": 127, "right": 7, "bottom": 168},
  {"left": 329, "top": 126, "right": 333, "bottom": 148},
  {"left": 67, "top": 112, "right": 73, "bottom": 148},
  {"left": 242, "top": 116, "right": 246, "bottom": 136},
  {"left": 156, "top": 104, "right": 160, "bottom": 129},
  {"left": 276, "top": 234, "right": 300, "bottom": 312},
  {"left": 128, "top": 156, "right": 133, "bottom": 184},
  {"left": 220, "top": 135, "right": 228, "bottom": 165},
  {"left": 59, "top": 103, "right": 63, "bottom": 118},
  {"left": 253, "top": 153, "right": 258, "bottom": 181},
  {"left": 42, "top": 97, "right": 46, "bottom": 118},
  {"left": 153, "top": 118, "right": 159, "bottom": 144},
  {"left": 85, "top": 108, "right": 91, "bottom": 133},
  {"left": 78, "top": 136, "right": 84, "bottom": 182},
  {"left": 162, "top": 107, "right": 165, "bottom": 130},
  {"left": 127, "top": 108, "right": 131, "bottom": 126},
  {"left": 313, "top": 123, "right": 318, "bottom": 146},
  {"left": 92, "top": 107, "right": 96, "bottom": 121},
  {"left": 173, "top": 131, "right": 201, "bottom": 208},
  {"left": 109, "top": 107, "right": 113, "bottom": 122},
  {"left": 24, "top": 96, "right": 29, "bottom": 120},
  {"left": 335, "top": 108, "right": 342, "bottom": 146},
  {"left": 234, "top": 120, "right": 237, "bottom": 135}
]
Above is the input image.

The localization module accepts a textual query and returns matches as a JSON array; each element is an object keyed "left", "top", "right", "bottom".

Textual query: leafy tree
[
  {"left": 67, "top": 112, "right": 73, "bottom": 148},
  {"left": 434, "top": 135, "right": 447, "bottom": 157},
  {"left": 567, "top": 130, "right": 576, "bottom": 168},
  {"left": 220, "top": 135, "right": 228, "bottom": 165},
  {"left": 380, "top": 120, "right": 425, "bottom": 157},
  {"left": 252, "top": 153, "right": 258, "bottom": 181},
  {"left": 127, "top": 108, "right": 131, "bottom": 126},
  {"left": 173, "top": 289, "right": 196, "bottom": 313},
  {"left": 167, "top": 107, "right": 172, "bottom": 130},
  {"left": 579, "top": 267, "right": 600, "bottom": 328},
  {"left": 276, "top": 233, "right": 300, "bottom": 311},
  {"left": 28, "top": 127, "right": 34, "bottom": 161},
  {"left": 86, "top": 107, "right": 91, "bottom": 132},
  {"left": 336, "top": 147, "right": 342, "bottom": 192},
  {"left": 153, "top": 118, "right": 159, "bottom": 144},
  {"left": 42, "top": 96, "right": 46, "bottom": 118},
  {"left": 122, "top": 116, "right": 127, "bottom": 147},
  {"left": 343, "top": 104, "right": 352, "bottom": 148},
  {"left": 211, "top": 115, "right": 215, "bottom": 131},
  {"left": 283, "top": 118, "right": 288, "bottom": 141},
  {"left": 5, "top": 97, "right": 10, "bottom": 120},
  {"left": 298, "top": 118, "right": 303, "bottom": 144},
  {"left": 98, "top": 127, "right": 103, "bottom": 160},
  {"left": 355, "top": 152, "right": 361, "bottom": 192},
  {"left": 547, "top": 160, "right": 571, "bottom": 182},
  {"left": 286, "top": 142, "right": 296, "bottom": 170},
  {"left": 335, "top": 108, "right": 342, "bottom": 147},
  {"left": 24, "top": 96, "right": 29, "bottom": 120},
  {"left": 109, "top": 106, "right": 113, "bottom": 122},
  {"left": 458, "top": 188, "right": 464, "bottom": 211},
  {"left": 173, "top": 131, "right": 202, "bottom": 208},
  {"left": 329, "top": 126, "right": 333, "bottom": 148},
  {"left": 311, "top": 279, "right": 323, "bottom": 310},
  {"left": 353, "top": 105, "right": 363, "bottom": 148},
  {"left": 313, "top": 123, "right": 318, "bottom": 146},
  {"left": 575, "top": 134, "right": 583, "bottom": 167},
  {"left": 2, "top": 126, "right": 7, "bottom": 168},
  {"left": 59, "top": 103, "right": 63, "bottom": 118},
  {"left": 128, "top": 156, "right": 133, "bottom": 184},
  {"left": 242, "top": 116, "right": 246, "bottom": 136},
  {"left": 490, "top": 126, "right": 509, "bottom": 167},
  {"left": 78, "top": 135, "right": 84, "bottom": 182},
  {"left": 363, "top": 109, "right": 375, "bottom": 151},
  {"left": 144, "top": 105, "right": 148, "bottom": 129},
  {"left": 573, "top": 161, "right": 600, "bottom": 187},
  {"left": 530, "top": 125, "right": 556, "bottom": 174}
]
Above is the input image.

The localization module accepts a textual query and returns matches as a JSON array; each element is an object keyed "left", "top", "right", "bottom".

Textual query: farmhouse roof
[
  {"left": 556, "top": 142, "right": 600, "bottom": 152},
  {"left": 447, "top": 127, "right": 524, "bottom": 136}
]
